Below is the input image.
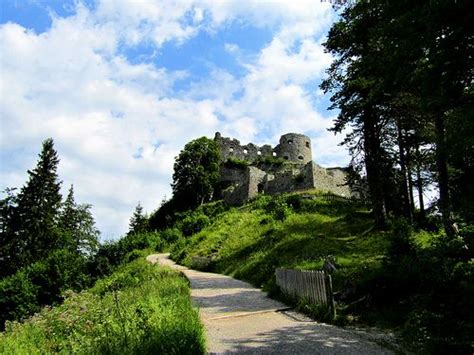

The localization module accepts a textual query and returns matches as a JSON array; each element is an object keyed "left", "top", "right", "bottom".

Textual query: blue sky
[{"left": 0, "top": 0, "right": 348, "bottom": 239}]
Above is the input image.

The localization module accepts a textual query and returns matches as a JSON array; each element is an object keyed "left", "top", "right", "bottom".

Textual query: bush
[
  {"left": 265, "top": 197, "right": 292, "bottom": 221},
  {"left": 0, "top": 271, "right": 39, "bottom": 330},
  {"left": 179, "top": 212, "right": 210, "bottom": 236},
  {"left": 0, "top": 249, "right": 92, "bottom": 330},
  {"left": 170, "top": 237, "right": 189, "bottom": 264},
  {"left": 0, "top": 259, "right": 206, "bottom": 354},
  {"left": 160, "top": 228, "right": 183, "bottom": 245}
]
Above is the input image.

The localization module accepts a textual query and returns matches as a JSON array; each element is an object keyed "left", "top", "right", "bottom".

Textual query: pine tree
[
  {"left": 15, "top": 138, "right": 63, "bottom": 263},
  {"left": 128, "top": 203, "right": 148, "bottom": 235},
  {"left": 0, "top": 188, "right": 20, "bottom": 276},
  {"left": 59, "top": 185, "right": 99, "bottom": 255}
]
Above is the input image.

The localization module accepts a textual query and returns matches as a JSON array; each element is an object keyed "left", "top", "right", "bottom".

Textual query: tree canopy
[
  {"left": 172, "top": 137, "right": 221, "bottom": 209},
  {"left": 321, "top": 0, "right": 473, "bottom": 235}
]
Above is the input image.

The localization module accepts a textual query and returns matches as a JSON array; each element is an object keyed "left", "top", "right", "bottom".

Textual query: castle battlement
[
  {"left": 213, "top": 132, "right": 357, "bottom": 205},
  {"left": 214, "top": 132, "right": 312, "bottom": 164}
]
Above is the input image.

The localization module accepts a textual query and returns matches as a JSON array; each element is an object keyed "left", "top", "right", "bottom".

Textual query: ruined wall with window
[
  {"left": 214, "top": 132, "right": 312, "bottom": 164},
  {"left": 213, "top": 132, "right": 354, "bottom": 205}
]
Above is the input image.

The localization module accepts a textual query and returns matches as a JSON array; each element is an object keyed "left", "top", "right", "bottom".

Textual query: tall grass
[{"left": 0, "top": 259, "right": 206, "bottom": 354}]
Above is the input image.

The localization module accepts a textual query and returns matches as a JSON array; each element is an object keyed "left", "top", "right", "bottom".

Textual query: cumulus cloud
[{"left": 0, "top": 0, "right": 346, "bottom": 238}]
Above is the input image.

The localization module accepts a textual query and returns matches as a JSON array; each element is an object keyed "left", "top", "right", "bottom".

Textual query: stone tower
[{"left": 275, "top": 133, "right": 312, "bottom": 164}]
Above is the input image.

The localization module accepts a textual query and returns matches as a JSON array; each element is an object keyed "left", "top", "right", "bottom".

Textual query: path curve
[{"left": 147, "top": 254, "right": 394, "bottom": 354}]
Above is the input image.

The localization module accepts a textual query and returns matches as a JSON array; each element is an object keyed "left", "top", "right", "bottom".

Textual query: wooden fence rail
[{"left": 275, "top": 268, "right": 335, "bottom": 317}]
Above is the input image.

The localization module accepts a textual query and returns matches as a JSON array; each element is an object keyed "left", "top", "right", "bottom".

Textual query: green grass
[
  {"left": 171, "top": 192, "right": 473, "bottom": 352},
  {"left": 0, "top": 258, "right": 206, "bottom": 354},
  {"left": 172, "top": 193, "right": 388, "bottom": 293}
]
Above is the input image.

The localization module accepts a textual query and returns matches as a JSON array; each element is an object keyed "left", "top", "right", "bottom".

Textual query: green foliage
[
  {"left": 322, "top": 0, "right": 473, "bottom": 234},
  {"left": 0, "top": 271, "right": 39, "bottom": 328},
  {"left": 0, "top": 139, "right": 103, "bottom": 329},
  {"left": 223, "top": 157, "right": 249, "bottom": 169},
  {"left": 178, "top": 211, "right": 210, "bottom": 236},
  {"left": 167, "top": 193, "right": 472, "bottom": 352},
  {"left": 0, "top": 259, "right": 206, "bottom": 354},
  {"left": 255, "top": 156, "right": 287, "bottom": 167},
  {"left": 0, "top": 139, "right": 64, "bottom": 271},
  {"left": 92, "top": 231, "right": 166, "bottom": 272},
  {"left": 59, "top": 185, "right": 99, "bottom": 255},
  {"left": 172, "top": 137, "right": 221, "bottom": 209},
  {"left": 128, "top": 203, "right": 149, "bottom": 235},
  {"left": 0, "top": 249, "right": 91, "bottom": 329},
  {"left": 160, "top": 227, "right": 183, "bottom": 245},
  {"left": 264, "top": 197, "right": 292, "bottom": 221}
]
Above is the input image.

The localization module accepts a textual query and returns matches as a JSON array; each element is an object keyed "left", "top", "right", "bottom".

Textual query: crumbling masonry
[{"left": 213, "top": 132, "right": 356, "bottom": 205}]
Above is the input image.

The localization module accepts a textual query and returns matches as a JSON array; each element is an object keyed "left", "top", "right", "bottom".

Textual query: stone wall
[
  {"left": 213, "top": 132, "right": 356, "bottom": 205},
  {"left": 274, "top": 133, "right": 312, "bottom": 164},
  {"left": 214, "top": 132, "right": 274, "bottom": 163},
  {"left": 312, "top": 164, "right": 352, "bottom": 197},
  {"left": 214, "top": 132, "right": 313, "bottom": 164}
]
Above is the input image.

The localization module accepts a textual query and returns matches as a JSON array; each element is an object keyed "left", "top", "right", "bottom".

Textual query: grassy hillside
[
  {"left": 169, "top": 191, "right": 473, "bottom": 352},
  {"left": 0, "top": 256, "right": 206, "bottom": 354},
  {"left": 173, "top": 193, "right": 385, "bottom": 291}
]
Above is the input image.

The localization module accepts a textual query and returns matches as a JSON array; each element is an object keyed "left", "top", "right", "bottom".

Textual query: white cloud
[{"left": 0, "top": 0, "right": 346, "bottom": 238}]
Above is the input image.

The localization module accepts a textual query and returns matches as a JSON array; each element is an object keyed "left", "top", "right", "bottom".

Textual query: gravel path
[{"left": 147, "top": 254, "right": 395, "bottom": 354}]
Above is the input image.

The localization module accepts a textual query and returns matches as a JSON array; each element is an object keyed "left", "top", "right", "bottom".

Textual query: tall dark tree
[
  {"left": 172, "top": 137, "right": 221, "bottom": 209},
  {"left": 321, "top": 0, "right": 391, "bottom": 228},
  {"left": 128, "top": 203, "right": 148, "bottom": 235},
  {"left": 15, "top": 138, "right": 63, "bottom": 264},
  {"left": 322, "top": 0, "right": 473, "bottom": 235}
]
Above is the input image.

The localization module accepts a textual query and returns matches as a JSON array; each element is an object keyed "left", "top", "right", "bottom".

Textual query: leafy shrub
[
  {"left": 160, "top": 227, "right": 183, "bottom": 245},
  {"left": 0, "top": 249, "right": 92, "bottom": 329},
  {"left": 265, "top": 197, "right": 292, "bottom": 221},
  {"left": 385, "top": 218, "right": 416, "bottom": 261},
  {"left": 199, "top": 201, "right": 227, "bottom": 218},
  {"left": 170, "top": 237, "right": 189, "bottom": 263},
  {"left": 0, "top": 271, "right": 39, "bottom": 330},
  {"left": 223, "top": 157, "right": 249, "bottom": 169},
  {"left": 0, "top": 259, "right": 206, "bottom": 354},
  {"left": 179, "top": 212, "right": 210, "bottom": 236}
]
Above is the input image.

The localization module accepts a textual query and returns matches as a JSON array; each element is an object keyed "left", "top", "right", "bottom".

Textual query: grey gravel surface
[{"left": 147, "top": 254, "right": 395, "bottom": 354}]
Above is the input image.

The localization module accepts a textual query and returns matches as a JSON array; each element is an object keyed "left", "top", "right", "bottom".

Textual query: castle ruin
[{"left": 214, "top": 132, "right": 355, "bottom": 205}]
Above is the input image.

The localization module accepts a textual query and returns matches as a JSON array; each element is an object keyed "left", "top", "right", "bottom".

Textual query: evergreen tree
[
  {"left": 0, "top": 188, "right": 20, "bottom": 276},
  {"left": 59, "top": 185, "right": 99, "bottom": 255},
  {"left": 128, "top": 203, "right": 148, "bottom": 235},
  {"left": 15, "top": 138, "right": 63, "bottom": 264},
  {"left": 322, "top": 0, "right": 473, "bottom": 235}
]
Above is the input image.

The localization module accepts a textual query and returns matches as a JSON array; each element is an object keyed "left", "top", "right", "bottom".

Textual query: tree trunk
[
  {"left": 363, "top": 107, "right": 387, "bottom": 229},
  {"left": 415, "top": 145, "right": 425, "bottom": 222},
  {"left": 434, "top": 113, "right": 456, "bottom": 237},
  {"left": 397, "top": 118, "right": 413, "bottom": 222}
]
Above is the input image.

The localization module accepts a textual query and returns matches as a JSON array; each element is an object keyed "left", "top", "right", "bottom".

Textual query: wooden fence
[{"left": 275, "top": 268, "right": 335, "bottom": 317}]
